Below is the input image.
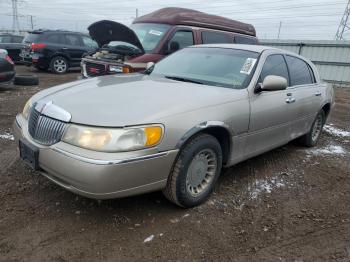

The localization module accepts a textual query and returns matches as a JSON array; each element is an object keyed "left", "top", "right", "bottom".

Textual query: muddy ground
[{"left": 0, "top": 66, "right": 349, "bottom": 262}]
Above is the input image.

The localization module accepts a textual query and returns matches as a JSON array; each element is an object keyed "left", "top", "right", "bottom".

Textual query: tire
[
  {"left": 50, "top": 56, "right": 69, "bottom": 74},
  {"left": 13, "top": 75, "right": 39, "bottom": 86},
  {"left": 163, "top": 133, "right": 223, "bottom": 208},
  {"left": 298, "top": 110, "right": 325, "bottom": 147}
]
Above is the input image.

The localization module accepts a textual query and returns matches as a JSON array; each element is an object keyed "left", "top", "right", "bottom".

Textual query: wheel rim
[
  {"left": 311, "top": 114, "right": 323, "bottom": 142},
  {"left": 53, "top": 59, "right": 67, "bottom": 73},
  {"left": 186, "top": 149, "right": 217, "bottom": 196}
]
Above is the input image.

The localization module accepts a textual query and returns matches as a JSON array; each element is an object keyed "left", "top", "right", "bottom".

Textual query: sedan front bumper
[{"left": 13, "top": 115, "right": 178, "bottom": 199}]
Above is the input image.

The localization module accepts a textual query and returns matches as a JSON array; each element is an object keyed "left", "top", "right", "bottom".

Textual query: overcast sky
[{"left": 0, "top": 0, "right": 348, "bottom": 40}]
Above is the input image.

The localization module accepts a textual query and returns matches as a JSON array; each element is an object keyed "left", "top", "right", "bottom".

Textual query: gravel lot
[{"left": 0, "top": 66, "right": 350, "bottom": 262}]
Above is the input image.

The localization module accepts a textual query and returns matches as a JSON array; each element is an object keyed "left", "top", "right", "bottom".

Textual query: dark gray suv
[{"left": 21, "top": 30, "right": 98, "bottom": 74}]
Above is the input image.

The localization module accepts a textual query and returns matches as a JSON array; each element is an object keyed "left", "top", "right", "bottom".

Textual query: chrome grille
[{"left": 28, "top": 109, "right": 67, "bottom": 145}]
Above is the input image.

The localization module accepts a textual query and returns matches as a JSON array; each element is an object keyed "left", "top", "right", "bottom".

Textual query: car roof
[{"left": 133, "top": 7, "right": 256, "bottom": 37}]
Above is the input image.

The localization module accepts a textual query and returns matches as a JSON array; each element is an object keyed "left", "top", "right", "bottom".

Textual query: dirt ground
[{"left": 0, "top": 66, "right": 349, "bottom": 262}]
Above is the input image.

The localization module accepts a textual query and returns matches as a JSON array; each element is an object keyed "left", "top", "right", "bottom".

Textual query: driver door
[{"left": 246, "top": 54, "right": 292, "bottom": 157}]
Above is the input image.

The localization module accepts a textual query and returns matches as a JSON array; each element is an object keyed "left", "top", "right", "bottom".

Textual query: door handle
[
  {"left": 285, "top": 97, "right": 296, "bottom": 104},
  {"left": 315, "top": 92, "right": 322, "bottom": 96}
]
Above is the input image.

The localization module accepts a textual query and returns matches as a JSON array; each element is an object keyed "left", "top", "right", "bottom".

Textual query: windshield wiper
[{"left": 165, "top": 75, "right": 204, "bottom": 85}]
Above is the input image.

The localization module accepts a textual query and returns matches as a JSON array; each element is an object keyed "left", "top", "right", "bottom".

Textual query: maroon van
[{"left": 81, "top": 7, "right": 257, "bottom": 78}]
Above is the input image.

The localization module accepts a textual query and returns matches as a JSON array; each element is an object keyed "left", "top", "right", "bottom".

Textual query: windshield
[
  {"left": 130, "top": 23, "right": 171, "bottom": 53},
  {"left": 150, "top": 47, "right": 259, "bottom": 89}
]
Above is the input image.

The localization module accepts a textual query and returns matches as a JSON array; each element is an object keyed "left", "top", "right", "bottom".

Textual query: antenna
[
  {"left": 335, "top": 0, "right": 350, "bottom": 40},
  {"left": 11, "top": 0, "right": 20, "bottom": 33}
]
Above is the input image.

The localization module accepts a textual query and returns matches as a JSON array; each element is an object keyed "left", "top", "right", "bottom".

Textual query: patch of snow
[
  {"left": 324, "top": 125, "right": 350, "bottom": 138},
  {"left": 308, "top": 145, "right": 346, "bottom": 155},
  {"left": 143, "top": 235, "right": 154, "bottom": 243},
  {"left": 0, "top": 132, "right": 14, "bottom": 141},
  {"left": 248, "top": 176, "right": 285, "bottom": 200}
]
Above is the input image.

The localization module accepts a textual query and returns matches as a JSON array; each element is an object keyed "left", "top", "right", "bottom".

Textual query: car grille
[
  {"left": 28, "top": 108, "right": 67, "bottom": 145},
  {"left": 85, "top": 61, "right": 107, "bottom": 77}
]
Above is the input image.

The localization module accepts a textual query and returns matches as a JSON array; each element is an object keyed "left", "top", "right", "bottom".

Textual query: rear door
[
  {"left": 63, "top": 34, "right": 86, "bottom": 66},
  {"left": 284, "top": 55, "right": 323, "bottom": 138},
  {"left": 247, "top": 54, "right": 292, "bottom": 156}
]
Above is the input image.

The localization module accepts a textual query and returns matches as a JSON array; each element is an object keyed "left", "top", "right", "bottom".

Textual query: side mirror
[
  {"left": 146, "top": 62, "right": 155, "bottom": 70},
  {"left": 256, "top": 75, "right": 287, "bottom": 93}
]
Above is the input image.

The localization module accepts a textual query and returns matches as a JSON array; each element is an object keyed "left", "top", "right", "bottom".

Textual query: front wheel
[
  {"left": 298, "top": 110, "right": 325, "bottom": 147},
  {"left": 50, "top": 56, "right": 69, "bottom": 74},
  {"left": 163, "top": 133, "right": 223, "bottom": 208}
]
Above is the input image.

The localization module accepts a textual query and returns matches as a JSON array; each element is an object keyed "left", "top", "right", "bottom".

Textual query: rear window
[
  {"left": 201, "top": 31, "right": 233, "bottom": 44},
  {"left": 234, "top": 35, "right": 258, "bottom": 45},
  {"left": 23, "top": 33, "right": 41, "bottom": 43}
]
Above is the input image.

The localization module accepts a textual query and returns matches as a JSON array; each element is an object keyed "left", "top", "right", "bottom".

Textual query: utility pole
[
  {"left": 277, "top": 21, "right": 282, "bottom": 39},
  {"left": 30, "top": 15, "right": 34, "bottom": 30},
  {"left": 335, "top": 0, "right": 350, "bottom": 40},
  {"left": 11, "top": 0, "right": 20, "bottom": 33},
  {"left": 136, "top": 8, "right": 139, "bottom": 18}
]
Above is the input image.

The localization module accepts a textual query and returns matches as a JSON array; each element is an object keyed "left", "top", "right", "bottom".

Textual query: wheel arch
[
  {"left": 321, "top": 102, "right": 331, "bottom": 120},
  {"left": 175, "top": 121, "right": 232, "bottom": 165}
]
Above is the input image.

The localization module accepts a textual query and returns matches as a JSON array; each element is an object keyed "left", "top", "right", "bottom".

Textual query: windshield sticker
[
  {"left": 240, "top": 58, "right": 257, "bottom": 75},
  {"left": 149, "top": 30, "right": 163, "bottom": 36}
]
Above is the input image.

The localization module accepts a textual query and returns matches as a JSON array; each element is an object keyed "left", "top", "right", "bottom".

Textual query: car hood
[
  {"left": 32, "top": 74, "right": 241, "bottom": 127},
  {"left": 88, "top": 20, "right": 144, "bottom": 53}
]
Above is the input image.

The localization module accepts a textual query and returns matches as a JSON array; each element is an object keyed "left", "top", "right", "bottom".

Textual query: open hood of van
[{"left": 88, "top": 20, "right": 145, "bottom": 52}]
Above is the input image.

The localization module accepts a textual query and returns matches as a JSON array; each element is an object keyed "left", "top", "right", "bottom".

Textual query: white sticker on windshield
[
  {"left": 149, "top": 30, "right": 163, "bottom": 36},
  {"left": 240, "top": 58, "right": 257, "bottom": 75}
]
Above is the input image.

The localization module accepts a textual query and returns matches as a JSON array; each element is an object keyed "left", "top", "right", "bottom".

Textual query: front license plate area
[{"left": 19, "top": 139, "right": 39, "bottom": 170}]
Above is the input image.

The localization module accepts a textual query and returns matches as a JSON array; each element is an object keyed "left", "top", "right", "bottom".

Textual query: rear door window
[
  {"left": 46, "top": 34, "right": 65, "bottom": 44},
  {"left": 285, "top": 55, "right": 314, "bottom": 86},
  {"left": 201, "top": 31, "right": 233, "bottom": 44},
  {"left": 234, "top": 35, "right": 258, "bottom": 45},
  {"left": 65, "top": 34, "right": 83, "bottom": 46},
  {"left": 259, "top": 54, "right": 289, "bottom": 85}
]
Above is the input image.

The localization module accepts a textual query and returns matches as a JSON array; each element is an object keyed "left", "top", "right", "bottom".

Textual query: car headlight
[
  {"left": 22, "top": 99, "right": 32, "bottom": 119},
  {"left": 62, "top": 124, "right": 163, "bottom": 152}
]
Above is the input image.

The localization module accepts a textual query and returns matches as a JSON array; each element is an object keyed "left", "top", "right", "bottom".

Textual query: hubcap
[
  {"left": 53, "top": 59, "right": 67, "bottom": 73},
  {"left": 311, "top": 114, "right": 323, "bottom": 142},
  {"left": 186, "top": 149, "right": 217, "bottom": 196}
]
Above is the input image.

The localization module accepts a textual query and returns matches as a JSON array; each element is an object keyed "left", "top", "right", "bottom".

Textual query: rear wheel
[
  {"left": 50, "top": 56, "right": 69, "bottom": 74},
  {"left": 298, "top": 110, "right": 325, "bottom": 147},
  {"left": 163, "top": 133, "right": 222, "bottom": 208}
]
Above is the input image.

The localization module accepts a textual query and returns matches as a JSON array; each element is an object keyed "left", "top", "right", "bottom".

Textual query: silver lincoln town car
[{"left": 14, "top": 44, "right": 334, "bottom": 207}]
